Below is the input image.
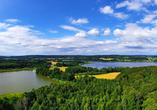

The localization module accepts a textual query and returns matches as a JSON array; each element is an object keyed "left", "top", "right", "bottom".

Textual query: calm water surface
[
  {"left": 82, "top": 62, "right": 157, "bottom": 69},
  {"left": 0, "top": 70, "right": 60, "bottom": 95}
]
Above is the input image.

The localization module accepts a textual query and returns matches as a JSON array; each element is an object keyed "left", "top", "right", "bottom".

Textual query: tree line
[
  {"left": 54, "top": 61, "right": 87, "bottom": 67},
  {"left": 0, "top": 59, "right": 48, "bottom": 70}
]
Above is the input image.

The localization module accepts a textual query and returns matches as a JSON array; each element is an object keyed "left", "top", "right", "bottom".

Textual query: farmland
[
  {"left": 49, "top": 66, "right": 68, "bottom": 72},
  {"left": 75, "top": 72, "right": 120, "bottom": 79},
  {"left": 50, "top": 61, "right": 58, "bottom": 65}
]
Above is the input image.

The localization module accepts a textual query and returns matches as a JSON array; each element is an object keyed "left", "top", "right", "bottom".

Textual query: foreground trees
[{"left": 1, "top": 66, "right": 157, "bottom": 110}]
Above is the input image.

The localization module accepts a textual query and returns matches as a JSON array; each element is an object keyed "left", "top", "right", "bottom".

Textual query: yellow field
[
  {"left": 99, "top": 58, "right": 113, "bottom": 60},
  {"left": 124, "top": 60, "right": 131, "bottom": 61},
  {"left": 75, "top": 72, "right": 120, "bottom": 79},
  {"left": 50, "top": 61, "right": 58, "bottom": 65},
  {"left": 50, "top": 67, "right": 68, "bottom": 72}
]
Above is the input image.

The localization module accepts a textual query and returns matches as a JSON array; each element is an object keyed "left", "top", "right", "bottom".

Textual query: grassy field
[
  {"left": 50, "top": 66, "right": 68, "bottom": 72},
  {"left": 147, "top": 57, "right": 157, "bottom": 60},
  {"left": 75, "top": 72, "right": 120, "bottom": 79},
  {"left": 99, "top": 58, "right": 113, "bottom": 60}
]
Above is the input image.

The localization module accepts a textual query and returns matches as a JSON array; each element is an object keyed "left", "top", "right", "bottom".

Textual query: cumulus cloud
[
  {"left": 3, "top": 21, "right": 157, "bottom": 55},
  {"left": 99, "top": 6, "right": 113, "bottom": 14},
  {"left": 0, "top": 23, "right": 10, "bottom": 29},
  {"left": 104, "top": 39, "right": 119, "bottom": 44},
  {"left": 114, "top": 12, "right": 129, "bottom": 19},
  {"left": 0, "top": 22, "right": 120, "bottom": 55},
  {"left": 75, "top": 32, "right": 88, "bottom": 37},
  {"left": 141, "top": 14, "right": 157, "bottom": 23},
  {"left": 99, "top": 6, "right": 129, "bottom": 19},
  {"left": 141, "top": 0, "right": 151, "bottom": 3},
  {"left": 116, "top": 0, "right": 150, "bottom": 11},
  {"left": 69, "top": 18, "right": 89, "bottom": 25},
  {"left": 103, "top": 28, "right": 111, "bottom": 36},
  {"left": 60, "top": 25, "right": 85, "bottom": 32},
  {"left": 87, "top": 29, "right": 100, "bottom": 36},
  {"left": 138, "top": 11, "right": 157, "bottom": 23},
  {"left": 113, "top": 23, "right": 157, "bottom": 44},
  {"left": 5, "top": 19, "right": 20, "bottom": 22},
  {"left": 155, "top": 0, "right": 157, "bottom": 4},
  {"left": 49, "top": 30, "right": 58, "bottom": 33},
  {"left": 151, "top": 19, "right": 157, "bottom": 25}
]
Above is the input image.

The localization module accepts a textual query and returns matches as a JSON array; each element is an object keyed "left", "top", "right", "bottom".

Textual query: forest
[
  {"left": 1, "top": 63, "right": 157, "bottom": 109},
  {"left": 0, "top": 59, "right": 49, "bottom": 70}
]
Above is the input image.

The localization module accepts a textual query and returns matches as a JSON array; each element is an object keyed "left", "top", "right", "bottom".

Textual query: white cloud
[
  {"left": 0, "top": 22, "right": 121, "bottom": 55},
  {"left": 60, "top": 25, "right": 85, "bottom": 32},
  {"left": 116, "top": 1, "right": 129, "bottom": 9},
  {"left": 49, "top": 30, "right": 58, "bottom": 33},
  {"left": 99, "top": 6, "right": 113, "bottom": 14},
  {"left": 103, "top": 28, "right": 111, "bottom": 35},
  {"left": 113, "top": 23, "right": 157, "bottom": 43},
  {"left": 0, "top": 23, "right": 10, "bottom": 29},
  {"left": 104, "top": 39, "right": 118, "bottom": 43},
  {"left": 75, "top": 32, "right": 88, "bottom": 37},
  {"left": 5, "top": 19, "right": 20, "bottom": 22},
  {"left": 70, "top": 18, "right": 89, "bottom": 25},
  {"left": 137, "top": 11, "right": 157, "bottom": 24},
  {"left": 3, "top": 22, "right": 157, "bottom": 55},
  {"left": 116, "top": 0, "right": 147, "bottom": 11},
  {"left": 141, "top": 14, "right": 157, "bottom": 23},
  {"left": 99, "top": 6, "right": 129, "bottom": 19},
  {"left": 87, "top": 29, "right": 100, "bottom": 36},
  {"left": 114, "top": 12, "right": 129, "bottom": 19},
  {"left": 155, "top": 0, "right": 157, "bottom": 4},
  {"left": 141, "top": 0, "right": 151, "bottom": 3},
  {"left": 151, "top": 19, "right": 157, "bottom": 25}
]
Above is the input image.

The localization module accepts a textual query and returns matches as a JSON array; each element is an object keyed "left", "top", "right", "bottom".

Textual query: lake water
[
  {"left": 82, "top": 62, "right": 157, "bottom": 69},
  {"left": 0, "top": 70, "right": 60, "bottom": 95}
]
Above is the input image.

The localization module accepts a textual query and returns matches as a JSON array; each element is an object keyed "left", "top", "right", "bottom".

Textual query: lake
[
  {"left": 82, "top": 61, "right": 157, "bottom": 69},
  {"left": 0, "top": 70, "right": 60, "bottom": 95}
]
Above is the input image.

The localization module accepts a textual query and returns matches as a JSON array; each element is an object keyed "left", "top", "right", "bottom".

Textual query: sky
[{"left": 0, "top": 0, "right": 157, "bottom": 55}]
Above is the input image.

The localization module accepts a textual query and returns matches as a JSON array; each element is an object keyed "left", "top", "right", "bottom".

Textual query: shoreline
[{"left": 0, "top": 68, "right": 35, "bottom": 73}]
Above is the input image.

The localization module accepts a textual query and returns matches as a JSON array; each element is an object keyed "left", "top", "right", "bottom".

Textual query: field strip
[{"left": 75, "top": 72, "right": 120, "bottom": 79}]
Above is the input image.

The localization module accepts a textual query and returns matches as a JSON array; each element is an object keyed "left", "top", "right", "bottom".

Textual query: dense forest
[
  {"left": 0, "top": 59, "right": 49, "bottom": 70},
  {"left": 1, "top": 66, "right": 157, "bottom": 109},
  {"left": 54, "top": 61, "right": 86, "bottom": 67}
]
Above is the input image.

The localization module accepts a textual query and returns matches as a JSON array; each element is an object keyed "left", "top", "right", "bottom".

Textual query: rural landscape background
[{"left": 1, "top": 0, "right": 157, "bottom": 110}]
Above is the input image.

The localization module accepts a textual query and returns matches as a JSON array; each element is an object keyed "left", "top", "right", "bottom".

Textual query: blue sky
[{"left": 0, "top": 0, "right": 157, "bottom": 55}]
